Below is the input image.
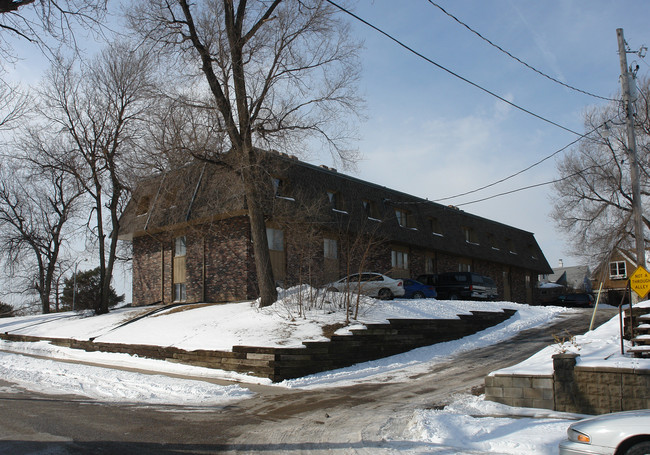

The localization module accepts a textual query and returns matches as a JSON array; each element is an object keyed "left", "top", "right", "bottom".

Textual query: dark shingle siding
[{"left": 119, "top": 153, "right": 551, "bottom": 274}]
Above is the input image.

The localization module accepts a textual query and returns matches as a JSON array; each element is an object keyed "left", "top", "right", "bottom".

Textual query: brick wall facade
[{"left": 133, "top": 219, "right": 539, "bottom": 305}]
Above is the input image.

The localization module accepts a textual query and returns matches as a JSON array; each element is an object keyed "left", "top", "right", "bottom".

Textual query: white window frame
[{"left": 609, "top": 261, "right": 627, "bottom": 279}]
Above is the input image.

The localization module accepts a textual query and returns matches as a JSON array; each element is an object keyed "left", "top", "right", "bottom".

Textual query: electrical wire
[
  {"left": 325, "top": 0, "right": 584, "bottom": 137},
  {"left": 455, "top": 161, "right": 612, "bottom": 207},
  {"left": 426, "top": 1, "right": 617, "bottom": 102},
  {"left": 433, "top": 121, "right": 611, "bottom": 202}
]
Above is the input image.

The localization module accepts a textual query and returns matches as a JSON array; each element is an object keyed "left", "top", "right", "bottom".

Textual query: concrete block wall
[
  {"left": 485, "top": 352, "right": 650, "bottom": 415},
  {"left": 1, "top": 309, "right": 516, "bottom": 383},
  {"left": 484, "top": 374, "right": 554, "bottom": 410}
]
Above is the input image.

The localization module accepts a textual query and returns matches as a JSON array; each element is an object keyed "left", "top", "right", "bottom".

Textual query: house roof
[
  {"left": 548, "top": 265, "right": 591, "bottom": 287},
  {"left": 119, "top": 152, "right": 553, "bottom": 274}
]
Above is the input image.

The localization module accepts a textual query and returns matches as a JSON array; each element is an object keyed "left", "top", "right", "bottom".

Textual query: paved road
[{"left": 0, "top": 308, "right": 616, "bottom": 454}]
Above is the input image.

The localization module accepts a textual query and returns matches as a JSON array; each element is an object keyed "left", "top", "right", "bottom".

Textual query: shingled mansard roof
[{"left": 119, "top": 152, "right": 552, "bottom": 274}]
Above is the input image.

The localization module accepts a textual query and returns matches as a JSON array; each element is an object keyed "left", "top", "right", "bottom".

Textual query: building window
[
  {"left": 324, "top": 238, "right": 338, "bottom": 259},
  {"left": 425, "top": 252, "right": 436, "bottom": 274},
  {"left": 488, "top": 233, "right": 499, "bottom": 250},
  {"left": 395, "top": 209, "right": 414, "bottom": 228},
  {"left": 272, "top": 177, "right": 283, "bottom": 196},
  {"left": 174, "top": 283, "right": 187, "bottom": 302},
  {"left": 505, "top": 238, "right": 516, "bottom": 254},
  {"left": 610, "top": 261, "right": 627, "bottom": 279},
  {"left": 173, "top": 236, "right": 187, "bottom": 302},
  {"left": 266, "top": 228, "right": 286, "bottom": 282},
  {"left": 362, "top": 200, "right": 379, "bottom": 219},
  {"left": 391, "top": 249, "right": 409, "bottom": 270},
  {"left": 429, "top": 217, "right": 442, "bottom": 236},
  {"left": 266, "top": 228, "right": 284, "bottom": 251},
  {"left": 458, "top": 258, "right": 471, "bottom": 272},
  {"left": 463, "top": 226, "right": 478, "bottom": 244},
  {"left": 327, "top": 190, "right": 344, "bottom": 211},
  {"left": 175, "top": 236, "right": 186, "bottom": 256}
]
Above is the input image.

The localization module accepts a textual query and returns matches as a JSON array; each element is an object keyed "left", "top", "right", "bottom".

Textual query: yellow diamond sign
[{"left": 630, "top": 265, "right": 650, "bottom": 298}]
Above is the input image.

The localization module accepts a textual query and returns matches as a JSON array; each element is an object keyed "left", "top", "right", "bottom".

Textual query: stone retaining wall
[
  {"left": 485, "top": 352, "right": 650, "bottom": 415},
  {"left": 1, "top": 309, "right": 516, "bottom": 382}
]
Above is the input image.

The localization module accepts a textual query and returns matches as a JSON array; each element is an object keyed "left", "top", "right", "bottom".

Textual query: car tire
[
  {"left": 412, "top": 291, "right": 425, "bottom": 299},
  {"left": 326, "top": 287, "right": 339, "bottom": 293},
  {"left": 625, "top": 441, "right": 650, "bottom": 455},
  {"left": 378, "top": 289, "right": 393, "bottom": 300},
  {"left": 449, "top": 294, "right": 458, "bottom": 300}
]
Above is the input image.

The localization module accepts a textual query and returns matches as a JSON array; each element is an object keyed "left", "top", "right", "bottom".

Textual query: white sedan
[
  {"left": 559, "top": 410, "right": 650, "bottom": 455},
  {"left": 326, "top": 272, "right": 405, "bottom": 300}
]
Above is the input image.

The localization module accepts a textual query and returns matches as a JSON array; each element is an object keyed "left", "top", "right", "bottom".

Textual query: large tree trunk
[{"left": 242, "top": 165, "right": 277, "bottom": 307}]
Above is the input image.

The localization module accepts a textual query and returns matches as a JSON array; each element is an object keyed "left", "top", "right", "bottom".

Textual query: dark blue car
[{"left": 402, "top": 279, "right": 437, "bottom": 299}]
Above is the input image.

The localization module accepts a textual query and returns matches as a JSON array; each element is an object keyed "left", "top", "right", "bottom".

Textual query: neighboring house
[
  {"left": 591, "top": 248, "right": 638, "bottom": 305},
  {"left": 548, "top": 263, "right": 592, "bottom": 292},
  {"left": 118, "top": 152, "right": 553, "bottom": 306},
  {"left": 536, "top": 261, "right": 592, "bottom": 304}
]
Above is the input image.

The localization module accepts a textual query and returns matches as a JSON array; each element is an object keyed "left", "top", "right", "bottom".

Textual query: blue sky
[
  {"left": 6, "top": 0, "right": 650, "bottom": 273},
  {"left": 331, "top": 0, "right": 650, "bottom": 269}
]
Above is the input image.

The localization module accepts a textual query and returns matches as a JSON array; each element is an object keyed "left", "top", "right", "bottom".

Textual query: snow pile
[
  {"left": 0, "top": 349, "right": 252, "bottom": 405},
  {"left": 403, "top": 394, "right": 583, "bottom": 454}
]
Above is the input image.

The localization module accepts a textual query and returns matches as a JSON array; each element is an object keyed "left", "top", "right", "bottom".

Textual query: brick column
[{"left": 553, "top": 352, "right": 579, "bottom": 412}]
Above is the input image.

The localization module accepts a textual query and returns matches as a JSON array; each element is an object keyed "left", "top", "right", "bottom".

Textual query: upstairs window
[
  {"left": 429, "top": 217, "right": 442, "bottom": 236},
  {"left": 327, "top": 190, "right": 345, "bottom": 211},
  {"left": 610, "top": 261, "right": 627, "bottom": 279},
  {"left": 272, "top": 177, "right": 283, "bottom": 196},
  {"left": 463, "top": 226, "right": 478, "bottom": 245},
  {"left": 395, "top": 209, "right": 415, "bottom": 228},
  {"left": 362, "top": 199, "right": 379, "bottom": 219}
]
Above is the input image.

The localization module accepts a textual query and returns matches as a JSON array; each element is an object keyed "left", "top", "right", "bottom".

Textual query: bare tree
[
  {"left": 552, "top": 77, "right": 650, "bottom": 264},
  {"left": 127, "top": 0, "right": 362, "bottom": 307},
  {"left": 0, "top": 0, "right": 108, "bottom": 76},
  {"left": 26, "top": 41, "right": 156, "bottom": 314},
  {"left": 0, "top": 159, "right": 82, "bottom": 314},
  {"left": 0, "top": 81, "right": 28, "bottom": 130}
]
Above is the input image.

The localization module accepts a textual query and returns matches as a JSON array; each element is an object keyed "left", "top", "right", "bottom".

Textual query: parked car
[
  {"left": 325, "top": 273, "right": 405, "bottom": 300},
  {"left": 559, "top": 409, "right": 650, "bottom": 455},
  {"left": 555, "top": 293, "right": 594, "bottom": 308},
  {"left": 482, "top": 276, "right": 499, "bottom": 300},
  {"left": 416, "top": 272, "right": 496, "bottom": 300},
  {"left": 402, "top": 279, "right": 437, "bottom": 299}
]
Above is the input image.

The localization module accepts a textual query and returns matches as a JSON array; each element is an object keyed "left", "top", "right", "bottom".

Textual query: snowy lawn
[{"left": 0, "top": 290, "right": 646, "bottom": 454}]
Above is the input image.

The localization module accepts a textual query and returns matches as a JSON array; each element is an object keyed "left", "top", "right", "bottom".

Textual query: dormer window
[
  {"left": 272, "top": 177, "right": 283, "bottom": 196},
  {"left": 362, "top": 199, "right": 379, "bottom": 219},
  {"left": 327, "top": 190, "right": 344, "bottom": 211},
  {"left": 463, "top": 226, "right": 478, "bottom": 245},
  {"left": 395, "top": 209, "right": 415, "bottom": 228},
  {"left": 429, "top": 217, "right": 442, "bottom": 236}
]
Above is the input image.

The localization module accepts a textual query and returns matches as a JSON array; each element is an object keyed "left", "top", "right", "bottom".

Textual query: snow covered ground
[{"left": 0, "top": 290, "right": 646, "bottom": 454}]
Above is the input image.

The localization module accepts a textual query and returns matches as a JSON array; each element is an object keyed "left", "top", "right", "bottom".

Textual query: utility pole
[{"left": 617, "top": 28, "right": 645, "bottom": 270}]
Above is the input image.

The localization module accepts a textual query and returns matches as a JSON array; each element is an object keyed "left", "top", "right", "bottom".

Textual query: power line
[
  {"left": 433, "top": 121, "right": 610, "bottom": 202},
  {"left": 426, "top": 1, "right": 617, "bottom": 102},
  {"left": 455, "top": 161, "right": 611, "bottom": 207},
  {"left": 325, "top": 0, "right": 584, "bottom": 137}
]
